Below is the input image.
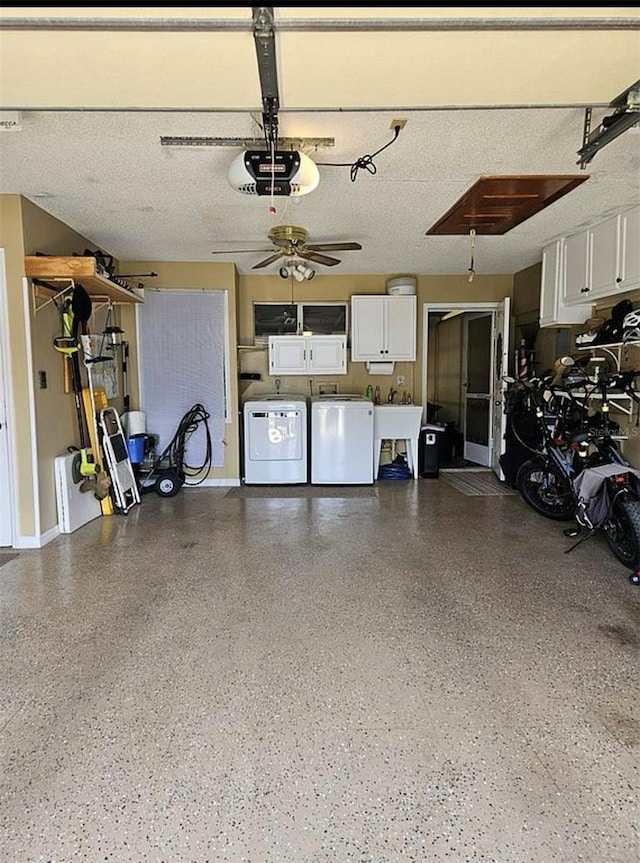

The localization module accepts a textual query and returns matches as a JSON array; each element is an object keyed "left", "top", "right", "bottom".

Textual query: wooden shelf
[{"left": 25, "top": 256, "right": 144, "bottom": 304}]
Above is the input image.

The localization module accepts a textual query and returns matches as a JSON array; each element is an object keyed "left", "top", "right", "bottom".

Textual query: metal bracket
[{"left": 252, "top": 7, "right": 280, "bottom": 146}]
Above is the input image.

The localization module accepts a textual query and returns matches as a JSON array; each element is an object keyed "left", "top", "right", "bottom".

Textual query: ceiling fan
[{"left": 210, "top": 224, "right": 362, "bottom": 270}]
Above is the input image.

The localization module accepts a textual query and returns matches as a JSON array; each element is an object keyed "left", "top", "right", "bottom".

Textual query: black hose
[{"left": 157, "top": 403, "right": 213, "bottom": 486}]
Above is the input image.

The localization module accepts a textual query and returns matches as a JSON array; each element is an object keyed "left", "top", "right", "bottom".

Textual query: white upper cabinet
[
  {"left": 268, "top": 335, "right": 347, "bottom": 375},
  {"left": 564, "top": 205, "right": 640, "bottom": 305},
  {"left": 351, "top": 295, "right": 416, "bottom": 361},
  {"left": 540, "top": 238, "right": 591, "bottom": 327},
  {"left": 619, "top": 205, "right": 640, "bottom": 293},
  {"left": 563, "top": 229, "right": 592, "bottom": 305},
  {"left": 541, "top": 205, "right": 640, "bottom": 326}
]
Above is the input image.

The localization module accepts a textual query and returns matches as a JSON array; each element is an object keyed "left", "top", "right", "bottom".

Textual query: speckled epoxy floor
[{"left": 1, "top": 479, "right": 638, "bottom": 862}]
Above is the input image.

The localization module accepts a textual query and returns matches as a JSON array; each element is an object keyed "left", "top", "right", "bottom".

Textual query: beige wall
[{"left": 237, "top": 271, "right": 514, "bottom": 409}]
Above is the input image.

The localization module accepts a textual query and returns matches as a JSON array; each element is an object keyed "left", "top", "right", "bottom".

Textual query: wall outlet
[{"left": 396, "top": 375, "right": 405, "bottom": 386}]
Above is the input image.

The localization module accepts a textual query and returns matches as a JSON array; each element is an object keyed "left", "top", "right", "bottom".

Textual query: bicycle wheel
[
  {"left": 603, "top": 496, "right": 640, "bottom": 569},
  {"left": 516, "top": 458, "right": 575, "bottom": 521}
]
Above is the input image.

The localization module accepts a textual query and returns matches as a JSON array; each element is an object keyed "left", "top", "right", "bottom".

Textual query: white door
[
  {"left": 463, "top": 313, "right": 492, "bottom": 466},
  {"left": 0, "top": 250, "right": 14, "bottom": 546},
  {"left": 491, "top": 297, "right": 510, "bottom": 480}
]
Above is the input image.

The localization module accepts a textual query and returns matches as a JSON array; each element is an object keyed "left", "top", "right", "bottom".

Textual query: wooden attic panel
[{"left": 425, "top": 174, "right": 590, "bottom": 235}]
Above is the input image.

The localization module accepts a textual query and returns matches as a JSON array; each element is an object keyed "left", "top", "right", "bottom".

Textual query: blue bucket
[{"left": 126, "top": 434, "right": 145, "bottom": 464}]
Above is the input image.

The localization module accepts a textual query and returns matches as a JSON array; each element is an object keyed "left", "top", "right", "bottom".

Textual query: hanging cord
[
  {"left": 468, "top": 229, "right": 476, "bottom": 282},
  {"left": 158, "top": 403, "right": 213, "bottom": 486},
  {"left": 315, "top": 124, "right": 402, "bottom": 182}
]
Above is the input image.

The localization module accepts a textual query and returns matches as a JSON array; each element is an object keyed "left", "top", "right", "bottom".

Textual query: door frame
[
  {"left": 421, "top": 300, "right": 510, "bottom": 476},
  {"left": 0, "top": 249, "right": 16, "bottom": 546}
]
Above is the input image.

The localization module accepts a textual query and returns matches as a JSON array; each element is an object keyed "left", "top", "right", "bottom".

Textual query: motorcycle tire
[
  {"left": 603, "top": 496, "right": 640, "bottom": 570},
  {"left": 516, "top": 458, "right": 575, "bottom": 521}
]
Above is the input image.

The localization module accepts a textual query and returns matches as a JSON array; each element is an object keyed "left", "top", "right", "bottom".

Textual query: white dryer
[{"left": 243, "top": 395, "right": 308, "bottom": 484}]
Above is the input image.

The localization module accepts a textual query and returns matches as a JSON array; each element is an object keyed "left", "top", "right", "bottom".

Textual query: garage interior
[{"left": 1, "top": 9, "right": 639, "bottom": 862}]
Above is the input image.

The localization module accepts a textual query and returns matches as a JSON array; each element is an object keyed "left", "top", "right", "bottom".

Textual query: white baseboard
[{"left": 15, "top": 524, "right": 60, "bottom": 548}]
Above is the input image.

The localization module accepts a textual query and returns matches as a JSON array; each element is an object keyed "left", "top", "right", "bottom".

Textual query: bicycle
[{"left": 507, "top": 366, "right": 640, "bottom": 568}]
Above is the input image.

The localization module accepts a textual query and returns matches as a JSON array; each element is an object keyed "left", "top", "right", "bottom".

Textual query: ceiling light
[{"left": 293, "top": 263, "right": 315, "bottom": 281}]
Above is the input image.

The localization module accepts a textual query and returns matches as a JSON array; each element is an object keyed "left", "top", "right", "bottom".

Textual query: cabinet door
[
  {"left": 351, "top": 297, "right": 386, "bottom": 360},
  {"left": 620, "top": 205, "right": 640, "bottom": 292},
  {"left": 539, "top": 239, "right": 592, "bottom": 327},
  {"left": 268, "top": 336, "right": 307, "bottom": 374},
  {"left": 563, "top": 230, "right": 591, "bottom": 305},
  {"left": 539, "top": 240, "right": 562, "bottom": 326},
  {"left": 589, "top": 214, "right": 621, "bottom": 300},
  {"left": 384, "top": 296, "right": 416, "bottom": 360},
  {"left": 308, "top": 336, "right": 347, "bottom": 374}
]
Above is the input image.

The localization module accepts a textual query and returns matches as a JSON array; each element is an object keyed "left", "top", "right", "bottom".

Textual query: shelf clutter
[{"left": 25, "top": 255, "right": 145, "bottom": 307}]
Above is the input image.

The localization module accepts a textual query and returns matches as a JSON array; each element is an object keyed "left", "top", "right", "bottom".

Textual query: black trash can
[{"left": 419, "top": 424, "right": 444, "bottom": 478}]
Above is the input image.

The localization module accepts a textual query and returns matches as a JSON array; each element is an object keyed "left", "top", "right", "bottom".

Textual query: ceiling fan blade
[
  {"left": 211, "top": 247, "right": 272, "bottom": 255},
  {"left": 252, "top": 251, "right": 285, "bottom": 269},
  {"left": 304, "top": 242, "right": 362, "bottom": 252},
  {"left": 299, "top": 250, "right": 341, "bottom": 267}
]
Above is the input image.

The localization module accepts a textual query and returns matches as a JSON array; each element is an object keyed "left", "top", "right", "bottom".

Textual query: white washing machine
[
  {"left": 311, "top": 395, "right": 374, "bottom": 485},
  {"left": 243, "top": 395, "right": 308, "bottom": 484}
]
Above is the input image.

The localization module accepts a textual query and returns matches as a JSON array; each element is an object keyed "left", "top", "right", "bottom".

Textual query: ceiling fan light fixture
[
  {"left": 294, "top": 263, "right": 315, "bottom": 281},
  {"left": 279, "top": 265, "right": 290, "bottom": 279},
  {"left": 227, "top": 150, "right": 319, "bottom": 197}
]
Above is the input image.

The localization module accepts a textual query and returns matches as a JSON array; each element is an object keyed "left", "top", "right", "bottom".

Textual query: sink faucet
[{"left": 387, "top": 387, "right": 397, "bottom": 403}]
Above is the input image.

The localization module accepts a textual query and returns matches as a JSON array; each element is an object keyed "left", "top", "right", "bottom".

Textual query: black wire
[{"left": 315, "top": 125, "right": 402, "bottom": 182}]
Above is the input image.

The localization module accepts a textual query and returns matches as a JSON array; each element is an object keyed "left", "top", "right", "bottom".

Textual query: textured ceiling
[{"left": 0, "top": 8, "right": 639, "bottom": 277}]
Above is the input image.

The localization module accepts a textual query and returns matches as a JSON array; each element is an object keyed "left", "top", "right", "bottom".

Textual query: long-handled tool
[{"left": 53, "top": 289, "right": 99, "bottom": 479}]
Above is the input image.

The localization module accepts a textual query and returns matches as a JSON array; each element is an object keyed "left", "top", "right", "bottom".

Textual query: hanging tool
[{"left": 52, "top": 287, "right": 99, "bottom": 479}]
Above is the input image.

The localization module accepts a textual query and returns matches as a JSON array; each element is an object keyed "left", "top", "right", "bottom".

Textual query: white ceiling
[{"left": 1, "top": 8, "right": 639, "bottom": 277}]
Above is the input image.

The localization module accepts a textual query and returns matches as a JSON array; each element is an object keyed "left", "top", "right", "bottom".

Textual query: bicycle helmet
[
  {"left": 592, "top": 318, "right": 623, "bottom": 345},
  {"left": 575, "top": 328, "right": 600, "bottom": 346},
  {"left": 622, "top": 308, "right": 640, "bottom": 343}
]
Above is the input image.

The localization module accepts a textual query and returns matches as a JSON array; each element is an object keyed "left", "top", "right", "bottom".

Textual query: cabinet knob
[
  {"left": 616, "top": 276, "right": 622, "bottom": 283},
  {"left": 580, "top": 287, "right": 590, "bottom": 294}
]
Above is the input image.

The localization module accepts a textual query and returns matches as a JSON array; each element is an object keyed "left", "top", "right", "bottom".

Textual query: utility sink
[
  {"left": 373, "top": 405, "right": 423, "bottom": 480},
  {"left": 373, "top": 404, "right": 423, "bottom": 440}
]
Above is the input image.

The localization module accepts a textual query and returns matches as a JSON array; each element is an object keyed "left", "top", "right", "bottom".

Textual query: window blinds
[{"left": 136, "top": 289, "right": 227, "bottom": 469}]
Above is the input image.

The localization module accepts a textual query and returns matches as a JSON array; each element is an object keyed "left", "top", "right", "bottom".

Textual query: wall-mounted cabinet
[
  {"left": 350, "top": 295, "right": 416, "bottom": 361},
  {"left": 564, "top": 205, "right": 640, "bottom": 305},
  {"left": 268, "top": 335, "right": 347, "bottom": 375},
  {"left": 540, "top": 239, "right": 592, "bottom": 327},
  {"left": 540, "top": 204, "right": 640, "bottom": 328},
  {"left": 25, "top": 255, "right": 144, "bottom": 305}
]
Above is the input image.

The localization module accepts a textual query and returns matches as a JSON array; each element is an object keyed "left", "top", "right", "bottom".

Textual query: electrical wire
[{"left": 315, "top": 124, "right": 402, "bottom": 182}]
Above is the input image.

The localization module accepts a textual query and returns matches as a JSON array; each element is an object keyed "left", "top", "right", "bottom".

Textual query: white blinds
[{"left": 136, "top": 289, "right": 226, "bottom": 468}]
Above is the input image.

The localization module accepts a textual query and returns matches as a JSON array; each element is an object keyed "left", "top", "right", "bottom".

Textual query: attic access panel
[{"left": 426, "top": 174, "right": 590, "bottom": 236}]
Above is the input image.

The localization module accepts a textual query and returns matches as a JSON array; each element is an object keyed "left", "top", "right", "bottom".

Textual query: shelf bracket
[{"left": 31, "top": 277, "right": 75, "bottom": 314}]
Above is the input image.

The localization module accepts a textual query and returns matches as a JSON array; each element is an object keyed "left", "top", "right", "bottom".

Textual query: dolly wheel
[{"left": 155, "top": 470, "right": 183, "bottom": 498}]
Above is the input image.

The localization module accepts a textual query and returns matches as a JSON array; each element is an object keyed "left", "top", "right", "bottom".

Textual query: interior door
[
  {"left": 463, "top": 313, "right": 492, "bottom": 466},
  {"left": 491, "top": 297, "right": 510, "bottom": 479}
]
